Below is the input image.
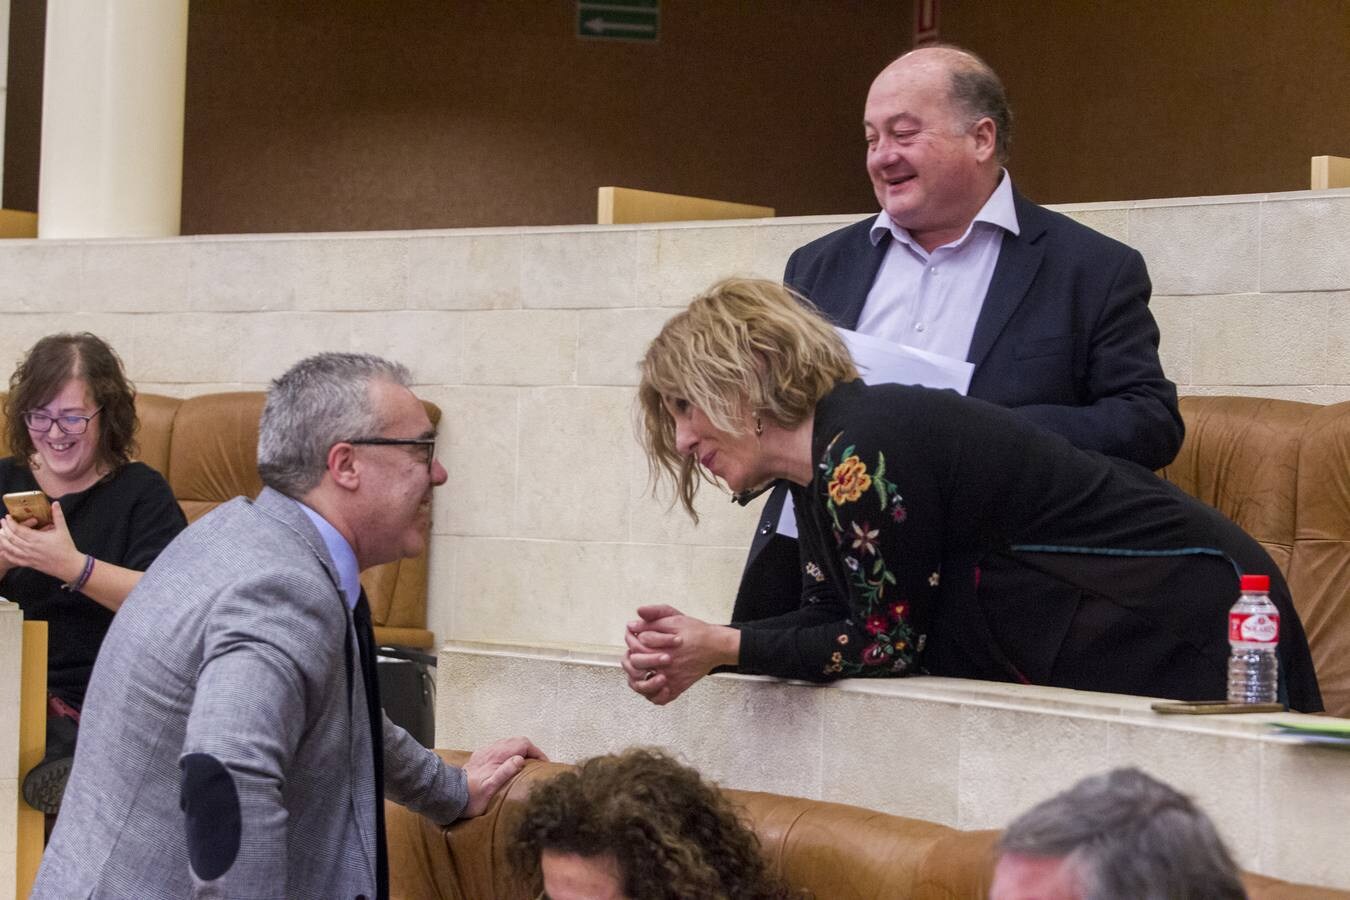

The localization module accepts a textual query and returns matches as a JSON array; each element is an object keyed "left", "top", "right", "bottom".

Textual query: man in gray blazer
[{"left": 35, "top": 353, "right": 545, "bottom": 900}]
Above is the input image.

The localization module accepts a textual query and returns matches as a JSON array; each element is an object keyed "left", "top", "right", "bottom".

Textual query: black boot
[
  {"left": 22, "top": 698, "right": 80, "bottom": 815},
  {"left": 22, "top": 755, "right": 74, "bottom": 815}
]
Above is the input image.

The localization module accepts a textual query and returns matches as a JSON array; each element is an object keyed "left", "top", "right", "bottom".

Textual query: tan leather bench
[
  {"left": 386, "top": 751, "right": 1348, "bottom": 899},
  {"left": 1, "top": 391, "right": 439, "bottom": 648},
  {"left": 1160, "top": 396, "right": 1350, "bottom": 716}
]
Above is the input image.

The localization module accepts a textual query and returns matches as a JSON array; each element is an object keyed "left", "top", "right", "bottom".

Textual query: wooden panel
[
  {"left": 597, "top": 186, "right": 773, "bottom": 225},
  {"left": 17, "top": 621, "right": 47, "bottom": 900},
  {"left": 172, "top": 3, "right": 893, "bottom": 232},
  {"left": 1311, "top": 156, "right": 1350, "bottom": 190},
  {"left": 8, "top": 4, "right": 1349, "bottom": 231},
  {"left": 0, "top": 210, "right": 38, "bottom": 239}
]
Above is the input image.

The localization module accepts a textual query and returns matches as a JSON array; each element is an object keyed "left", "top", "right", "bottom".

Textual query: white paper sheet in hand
[
  {"left": 775, "top": 328, "right": 973, "bottom": 539},
  {"left": 838, "top": 328, "right": 974, "bottom": 393}
]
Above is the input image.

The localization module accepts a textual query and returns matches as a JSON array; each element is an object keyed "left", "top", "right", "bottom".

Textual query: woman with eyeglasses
[{"left": 1, "top": 332, "right": 186, "bottom": 816}]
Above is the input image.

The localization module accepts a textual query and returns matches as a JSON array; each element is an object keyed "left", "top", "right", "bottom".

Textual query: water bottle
[{"left": 1227, "top": 573, "right": 1279, "bottom": 704}]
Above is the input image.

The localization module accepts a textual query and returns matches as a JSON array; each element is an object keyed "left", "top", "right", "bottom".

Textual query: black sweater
[
  {"left": 1, "top": 459, "right": 186, "bottom": 704},
  {"left": 734, "top": 380, "right": 1322, "bottom": 711}
]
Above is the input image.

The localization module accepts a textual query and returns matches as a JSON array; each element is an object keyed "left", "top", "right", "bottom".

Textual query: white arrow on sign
[{"left": 584, "top": 16, "right": 656, "bottom": 34}]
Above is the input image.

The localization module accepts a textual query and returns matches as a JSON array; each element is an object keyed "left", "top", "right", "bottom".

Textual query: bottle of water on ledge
[{"left": 1227, "top": 574, "right": 1279, "bottom": 704}]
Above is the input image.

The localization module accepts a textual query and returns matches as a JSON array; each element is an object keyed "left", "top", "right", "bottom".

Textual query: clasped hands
[
  {"left": 0, "top": 501, "right": 83, "bottom": 583},
  {"left": 621, "top": 604, "right": 740, "bottom": 706}
]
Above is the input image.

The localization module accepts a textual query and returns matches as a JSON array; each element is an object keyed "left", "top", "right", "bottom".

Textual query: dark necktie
[{"left": 353, "top": 590, "right": 389, "bottom": 900}]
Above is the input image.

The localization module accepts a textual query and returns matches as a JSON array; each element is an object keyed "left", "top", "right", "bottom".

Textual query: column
[
  {"left": 37, "top": 0, "right": 189, "bottom": 238},
  {"left": 1, "top": 0, "right": 11, "bottom": 207}
]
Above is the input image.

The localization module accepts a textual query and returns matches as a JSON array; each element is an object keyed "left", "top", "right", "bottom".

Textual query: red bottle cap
[{"left": 1240, "top": 574, "right": 1270, "bottom": 591}]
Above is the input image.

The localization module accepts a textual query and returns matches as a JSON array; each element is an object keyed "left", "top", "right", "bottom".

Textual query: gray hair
[
  {"left": 900, "top": 44, "right": 1013, "bottom": 164},
  {"left": 998, "top": 768, "right": 1246, "bottom": 900},
  {"left": 257, "top": 352, "right": 413, "bottom": 497}
]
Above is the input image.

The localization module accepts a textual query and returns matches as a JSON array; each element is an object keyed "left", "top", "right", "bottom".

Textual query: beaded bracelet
[{"left": 63, "top": 554, "right": 95, "bottom": 593}]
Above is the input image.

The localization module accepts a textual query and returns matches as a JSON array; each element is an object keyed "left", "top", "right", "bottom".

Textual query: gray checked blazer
[{"left": 33, "top": 487, "right": 468, "bottom": 900}]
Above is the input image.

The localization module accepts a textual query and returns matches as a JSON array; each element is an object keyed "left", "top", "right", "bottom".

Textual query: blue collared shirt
[
  {"left": 297, "top": 500, "right": 362, "bottom": 611},
  {"left": 856, "top": 169, "right": 1021, "bottom": 362}
]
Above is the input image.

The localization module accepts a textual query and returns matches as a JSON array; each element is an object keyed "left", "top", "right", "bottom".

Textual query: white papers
[
  {"left": 839, "top": 327, "right": 973, "bottom": 393},
  {"left": 775, "top": 328, "right": 973, "bottom": 539}
]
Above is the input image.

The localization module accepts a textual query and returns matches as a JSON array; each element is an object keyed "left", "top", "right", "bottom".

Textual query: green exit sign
[{"left": 578, "top": 0, "right": 659, "bottom": 42}]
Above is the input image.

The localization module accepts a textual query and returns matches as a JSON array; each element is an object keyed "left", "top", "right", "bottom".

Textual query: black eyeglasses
[
  {"left": 23, "top": 408, "right": 102, "bottom": 435},
  {"left": 345, "top": 437, "right": 438, "bottom": 471}
]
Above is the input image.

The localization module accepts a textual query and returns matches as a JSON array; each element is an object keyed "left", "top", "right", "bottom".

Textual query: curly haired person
[{"left": 510, "top": 748, "right": 793, "bottom": 900}]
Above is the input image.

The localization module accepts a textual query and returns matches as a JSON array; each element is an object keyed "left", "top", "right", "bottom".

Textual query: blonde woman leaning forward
[{"left": 623, "top": 278, "right": 1321, "bottom": 712}]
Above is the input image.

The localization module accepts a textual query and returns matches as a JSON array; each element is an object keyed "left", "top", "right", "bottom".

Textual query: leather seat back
[{"left": 1, "top": 390, "right": 438, "bottom": 647}]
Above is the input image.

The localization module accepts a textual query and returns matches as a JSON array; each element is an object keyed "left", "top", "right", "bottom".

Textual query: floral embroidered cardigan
[
  {"left": 730, "top": 380, "right": 1323, "bottom": 711},
  {"left": 734, "top": 380, "right": 946, "bottom": 681}
]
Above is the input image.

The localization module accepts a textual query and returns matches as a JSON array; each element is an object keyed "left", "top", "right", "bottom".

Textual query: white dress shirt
[{"left": 856, "top": 170, "right": 1021, "bottom": 361}]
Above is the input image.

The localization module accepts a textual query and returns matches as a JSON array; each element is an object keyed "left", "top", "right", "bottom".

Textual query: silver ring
[{"left": 641, "top": 670, "right": 656, "bottom": 682}]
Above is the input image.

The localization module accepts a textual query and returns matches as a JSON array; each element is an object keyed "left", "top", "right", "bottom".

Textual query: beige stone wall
[
  {"left": 1, "top": 189, "right": 1346, "bottom": 894},
  {"left": 0, "top": 601, "right": 22, "bottom": 900},
  {"left": 0, "top": 190, "right": 1346, "bottom": 653},
  {"left": 437, "top": 643, "right": 1350, "bottom": 891},
  {"left": 1067, "top": 191, "right": 1350, "bottom": 406}
]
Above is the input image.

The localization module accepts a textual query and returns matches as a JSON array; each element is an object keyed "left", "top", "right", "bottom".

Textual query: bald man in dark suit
[{"left": 736, "top": 46, "right": 1183, "bottom": 624}]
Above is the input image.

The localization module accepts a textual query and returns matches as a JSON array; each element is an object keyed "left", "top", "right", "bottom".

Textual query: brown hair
[
  {"left": 509, "top": 748, "right": 796, "bottom": 900},
  {"left": 637, "top": 277, "right": 856, "bottom": 520},
  {"left": 5, "top": 333, "right": 138, "bottom": 472}
]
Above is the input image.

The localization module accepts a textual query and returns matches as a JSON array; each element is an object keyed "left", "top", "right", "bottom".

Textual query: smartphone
[
  {"left": 3, "top": 490, "right": 53, "bottom": 527},
  {"left": 1151, "top": 700, "right": 1285, "bottom": 715}
]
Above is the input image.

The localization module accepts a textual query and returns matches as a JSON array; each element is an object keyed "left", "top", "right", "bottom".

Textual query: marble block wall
[
  {"left": 438, "top": 643, "right": 1350, "bottom": 892},
  {"left": 1, "top": 188, "right": 1346, "bottom": 897},
  {"left": 1068, "top": 192, "right": 1350, "bottom": 405},
  {"left": 0, "top": 601, "right": 22, "bottom": 900},
  {"left": 0, "top": 190, "right": 1346, "bottom": 654}
]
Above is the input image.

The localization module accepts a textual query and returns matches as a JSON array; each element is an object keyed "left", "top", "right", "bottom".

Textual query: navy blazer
[{"left": 733, "top": 191, "right": 1184, "bottom": 623}]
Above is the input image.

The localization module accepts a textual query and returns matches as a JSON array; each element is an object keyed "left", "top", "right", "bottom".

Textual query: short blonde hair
[{"left": 638, "top": 277, "right": 857, "bottom": 520}]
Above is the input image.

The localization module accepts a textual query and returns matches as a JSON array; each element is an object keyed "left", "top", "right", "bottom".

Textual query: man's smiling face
[{"left": 863, "top": 52, "right": 994, "bottom": 250}]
